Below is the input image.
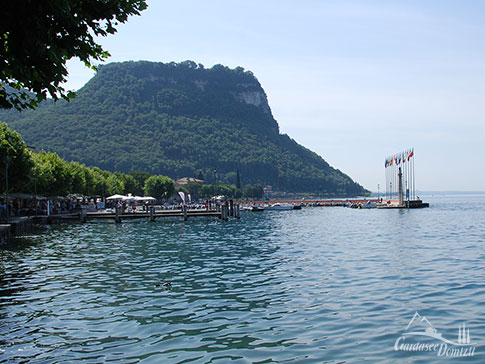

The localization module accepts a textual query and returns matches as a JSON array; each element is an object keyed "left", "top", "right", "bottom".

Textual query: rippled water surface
[{"left": 1, "top": 195, "right": 484, "bottom": 363}]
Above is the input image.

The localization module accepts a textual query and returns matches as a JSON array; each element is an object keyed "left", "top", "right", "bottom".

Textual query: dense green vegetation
[
  {"left": 143, "top": 175, "right": 174, "bottom": 200},
  {"left": 1, "top": 0, "right": 147, "bottom": 110},
  {"left": 0, "top": 122, "right": 168, "bottom": 198},
  {"left": 1, "top": 122, "right": 260, "bottom": 200},
  {"left": 0, "top": 123, "right": 33, "bottom": 193},
  {"left": 2, "top": 61, "right": 368, "bottom": 196}
]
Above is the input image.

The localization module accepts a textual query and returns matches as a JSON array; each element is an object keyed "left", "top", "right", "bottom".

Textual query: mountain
[{"left": 2, "top": 60, "right": 367, "bottom": 195}]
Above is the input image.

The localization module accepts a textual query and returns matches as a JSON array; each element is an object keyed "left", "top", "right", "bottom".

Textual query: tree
[
  {"left": 183, "top": 182, "right": 202, "bottom": 200},
  {"left": 143, "top": 175, "right": 174, "bottom": 200},
  {"left": 105, "top": 174, "right": 124, "bottom": 196},
  {"left": 31, "top": 151, "right": 73, "bottom": 196},
  {"left": 236, "top": 169, "right": 241, "bottom": 189},
  {"left": 85, "top": 167, "right": 106, "bottom": 196},
  {"left": 215, "top": 184, "right": 237, "bottom": 198},
  {"left": 129, "top": 170, "right": 151, "bottom": 195},
  {"left": 0, "top": 122, "right": 33, "bottom": 193},
  {"left": 200, "top": 184, "right": 215, "bottom": 199},
  {"left": 175, "top": 185, "right": 189, "bottom": 197},
  {"left": 198, "top": 183, "right": 237, "bottom": 198},
  {"left": 242, "top": 184, "right": 264, "bottom": 199},
  {"left": 0, "top": 0, "right": 147, "bottom": 110},
  {"left": 120, "top": 174, "right": 139, "bottom": 195}
]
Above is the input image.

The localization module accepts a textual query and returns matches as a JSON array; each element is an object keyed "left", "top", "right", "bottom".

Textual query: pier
[
  {"left": 0, "top": 216, "right": 35, "bottom": 244},
  {"left": 0, "top": 224, "right": 10, "bottom": 244},
  {"left": 86, "top": 208, "right": 225, "bottom": 222},
  {"left": 248, "top": 197, "right": 428, "bottom": 209},
  {"left": 250, "top": 198, "right": 380, "bottom": 206},
  {"left": 0, "top": 204, "right": 241, "bottom": 244},
  {"left": 86, "top": 201, "right": 241, "bottom": 223}
]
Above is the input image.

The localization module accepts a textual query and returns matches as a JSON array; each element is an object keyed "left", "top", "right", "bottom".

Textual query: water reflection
[
  {"left": 1, "top": 213, "right": 298, "bottom": 363},
  {"left": 1, "top": 199, "right": 484, "bottom": 363}
]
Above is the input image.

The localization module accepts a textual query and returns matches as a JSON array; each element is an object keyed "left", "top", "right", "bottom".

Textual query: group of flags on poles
[{"left": 385, "top": 148, "right": 414, "bottom": 168}]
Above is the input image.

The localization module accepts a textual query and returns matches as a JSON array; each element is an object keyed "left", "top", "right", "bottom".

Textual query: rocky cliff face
[
  {"left": 231, "top": 89, "right": 271, "bottom": 114},
  {"left": 193, "top": 78, "right": 270, "bottom": 114}
]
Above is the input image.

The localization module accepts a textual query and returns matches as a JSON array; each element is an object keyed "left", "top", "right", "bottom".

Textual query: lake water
[{"left": 1, "top": 195, "right": 484, "bottom": 363}]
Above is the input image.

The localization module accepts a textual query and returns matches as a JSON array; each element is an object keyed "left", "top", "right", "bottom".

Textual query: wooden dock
[
  {"left": 0, "top": 224, "right": 10, "bottom": 244},
  {"left": 0, "top": 217, "right": 35, "bottom": 244},
  {"left": 0, "top": 206, "right": 238, "bottom": 244},
  {"left": 86, "top": 209, "right": 223, "bottom": 221},
  {"left": 85, "top": 204, "right": 240, "bottom": 223},
  {"left": 0, "top": 198, "right": 241, "bottom": 246}
]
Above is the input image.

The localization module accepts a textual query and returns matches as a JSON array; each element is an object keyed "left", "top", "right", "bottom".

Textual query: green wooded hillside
[{"left": 3, "top": 60, "right": 367, "bottom": 196}]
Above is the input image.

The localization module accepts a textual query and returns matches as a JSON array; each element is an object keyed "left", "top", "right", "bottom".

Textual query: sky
[{"left": 65, "top": 0, "right": 485, "bottom": 191}]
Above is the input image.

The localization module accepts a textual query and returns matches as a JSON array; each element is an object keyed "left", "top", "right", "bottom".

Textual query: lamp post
[
  {"left": 213, "top": 169, "right": 217, "bottom": 197},
  {"left": 5, "top": 157, "right": 11, "bottom": 223}
]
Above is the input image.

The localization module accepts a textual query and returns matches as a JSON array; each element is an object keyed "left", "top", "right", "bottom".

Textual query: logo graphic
[{"left": 394, "top": 312, "right": 476, "bottom": 357}]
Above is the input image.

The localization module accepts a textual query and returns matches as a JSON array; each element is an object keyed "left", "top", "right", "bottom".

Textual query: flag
[
  {"left": 408, "top": 150, "right": 414, "bottom": 160},
  {"left": 187, "top": 194, "right": 192, "bottom": 203},
  {"left": 178, "top": 191, "right": 186, "bottom": 204}
]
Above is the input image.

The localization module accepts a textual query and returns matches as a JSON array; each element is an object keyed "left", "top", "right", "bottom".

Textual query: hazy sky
[{"left": 65, "top": 0, "right": 485, "bottom": 191}]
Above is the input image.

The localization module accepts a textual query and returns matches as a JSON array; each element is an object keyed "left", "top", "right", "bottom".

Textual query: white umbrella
[
  {"left": 106, "top": 194, "right": 125, "bottom": 200},
  {"left": 134, "top": 196, "right": 156, "bottom": 201}
]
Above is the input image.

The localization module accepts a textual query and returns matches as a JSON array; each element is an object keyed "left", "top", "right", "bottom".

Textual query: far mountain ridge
[{"left": 2, "top": 60, "right": 367, "bottom": 196}]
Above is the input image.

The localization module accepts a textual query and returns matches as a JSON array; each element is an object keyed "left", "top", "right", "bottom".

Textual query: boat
[
  {"left": 266, "top": 203, "right": 294, "bottom": 211},
  {"left": 360, "top": 200, "right": 377, "bottom": 209},
  {"left": 251, "top": 205, "right": 265, "bottom": 211}
]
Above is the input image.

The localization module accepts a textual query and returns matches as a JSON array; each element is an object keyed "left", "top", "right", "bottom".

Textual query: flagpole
[
  {"left": 405, "top": 151, "right": 408, "bottom": 201},
  {"left": 390, "top": 155, "right": 394, "bottom": 199},
  {"left": 392, "top": 156, "right": 394, "bottom": 199},
  {"left": 413, "top": 148, "right": 416, "bottom": 200},
  {"left": 386, "top": 159, "right": 388, "bottom": 200},
  {"left": 388, "top": 157, "right": 391, "bottom": 200},
  {"left": 406, "top": 150, "right": 412, "bottom": 201},
  {"left": 409, "top": 149, "right": 412, "bottom": 199},
  {"left": 409, "top": 150, "right": 412, "bottom": 199},
  {"left": 393, "top": 155, "right": 396, "bottom": 199},
  {"left": 386, "top": 157, "right": 388, "bottom": 200},
  {"left": 395, "top": 155, "right": 397, "bottom": 199},
  {"left": 388, "top": 158, "right": 390, "bottom": 200},
  {"left": 385, "top": 159, "right": 387, "bottom": 200},
  {"left": 388, "top": 159, "right": 391, "bottom": 200}
]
